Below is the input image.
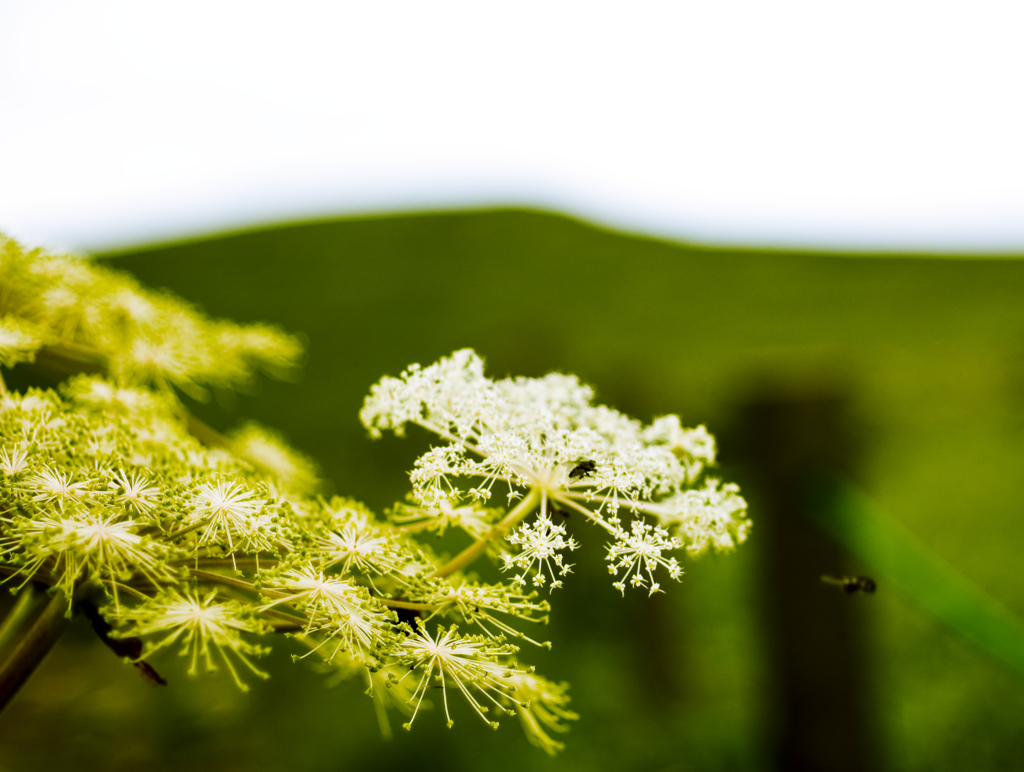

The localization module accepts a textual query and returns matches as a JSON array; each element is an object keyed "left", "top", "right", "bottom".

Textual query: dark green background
[{"left": 2, "top": 209, "right": 1023, "bottom": 771}]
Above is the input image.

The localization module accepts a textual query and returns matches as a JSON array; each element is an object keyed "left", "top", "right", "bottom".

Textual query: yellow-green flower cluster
[
  {"left": 0, "top": 234, "right": 302, "bottom": 396},
  {"left": 0, "top": 233, "right": 752, "bottom": 755},
  {"left": 0, "top": 375, "right": 563, "bottom": 743}
]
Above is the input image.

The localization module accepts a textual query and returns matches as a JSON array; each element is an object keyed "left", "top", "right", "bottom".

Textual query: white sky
[{"left": 1, "top": 0, "right": 1023, "bottom": 253}]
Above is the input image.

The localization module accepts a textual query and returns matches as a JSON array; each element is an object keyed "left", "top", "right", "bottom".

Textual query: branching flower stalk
[{"left": 0, "top": 233, "right": 750, "bottom": 754}]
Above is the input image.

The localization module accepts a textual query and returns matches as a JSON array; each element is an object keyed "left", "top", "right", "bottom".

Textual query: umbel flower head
[
  {"left": 362, "top": 349, "right": 750, "bottom": 595},
  {"left": 111, "top": 589, "right": 271, "bottom": 691},
  {"left": 397, "top": 623, "right": 523, "bottom": 730},
  {"left": 0, "top": 235, "right": 751, "bottom": 755},
  {"left": 502, "top": 513, "right": 578, "bottom": 590},
  {"left": 498, "top": 671, "right": 579, "bottom": 755}
]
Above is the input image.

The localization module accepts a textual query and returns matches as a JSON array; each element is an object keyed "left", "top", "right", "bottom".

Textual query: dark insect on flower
[
  {"left": 568, "top": 460, "right": 597, "bottom": 482},
  {"left": 821, "top": 575, "right": 877, "bottom": 594}
]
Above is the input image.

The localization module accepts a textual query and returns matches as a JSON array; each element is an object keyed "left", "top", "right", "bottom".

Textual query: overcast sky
[{"left": 1, "top": 0, "right": 1022, "bottom": 253}]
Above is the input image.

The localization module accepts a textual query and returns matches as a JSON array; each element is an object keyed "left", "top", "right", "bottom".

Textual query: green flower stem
[
  {"left": 181, "top": 413, "right": 232, "bottom": 450},
  {"left": 34, "top": 342, "right": 105, "bottom": 372},
  {"left": 379, "top": 599, "right": 442, "bottom": 612},
  {"left": 433, "top": 489, "right": 541, "bottom": 579},
  {"left": 549, "top": 493, "right": 621, "bottom": 533},
  {"left": 260, "top": 608, "right": 306, "bottom": 632},
  {"left": 163, "top": 521, "right": 209, "bottom": 540},
  {"left": 0, "top": 565, "right": 58, "bottom": 587},
  {"left": 189, "top": 569, "right": 288, "bottom": 599},
  {"left": 414, "top": 420, "right": 484, "bottom": 457},
  {"left": 0, "top": 589, "right": 69, "bottom": 715},
  {"left": 188, "top": 568, "right": 442, "bottom": 613},
  {"left": 0, "top": 586, "right": 47, "bottom": 661},
  {"left": 105, "top": 581, "right": 152, "bottom": 602},
  {"left": 168, "top": 557, "right": 281, "bottom": 569}
]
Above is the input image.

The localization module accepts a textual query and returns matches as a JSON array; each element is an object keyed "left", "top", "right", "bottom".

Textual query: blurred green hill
[{"left": 3, "top": 208, "right": 1024, "bottom": 772}]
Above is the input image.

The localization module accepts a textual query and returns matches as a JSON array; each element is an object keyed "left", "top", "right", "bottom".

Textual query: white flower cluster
[
  {"left": 605, "top": 519, "right": 682, "bottom": 595},
  {"left": 502, "top": 513, "right": 578, "bottom": 590},
  {"left": 363, "top": 349, "right": 750, "bottom": 595},
  {"left": 654, "top": 479, "right": 751, "bottom": 554}
]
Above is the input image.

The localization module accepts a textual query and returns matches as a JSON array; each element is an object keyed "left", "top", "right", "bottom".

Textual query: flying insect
[{"left": 821, "top": 575, "right": 877, "bottom": 594}]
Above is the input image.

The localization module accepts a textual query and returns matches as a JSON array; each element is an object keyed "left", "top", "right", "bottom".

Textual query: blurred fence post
[{"left": 740, "top": 395, "right": 876, "bottom": 772}]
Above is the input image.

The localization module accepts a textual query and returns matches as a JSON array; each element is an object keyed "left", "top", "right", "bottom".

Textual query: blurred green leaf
[{"left": 810, "top": 477, "right": 1024, "bottom": 679}]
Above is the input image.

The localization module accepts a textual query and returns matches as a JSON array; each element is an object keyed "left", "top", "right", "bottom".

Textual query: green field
[{"left": 3, "top": 208, "right": 1023, "bottom": 771}]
